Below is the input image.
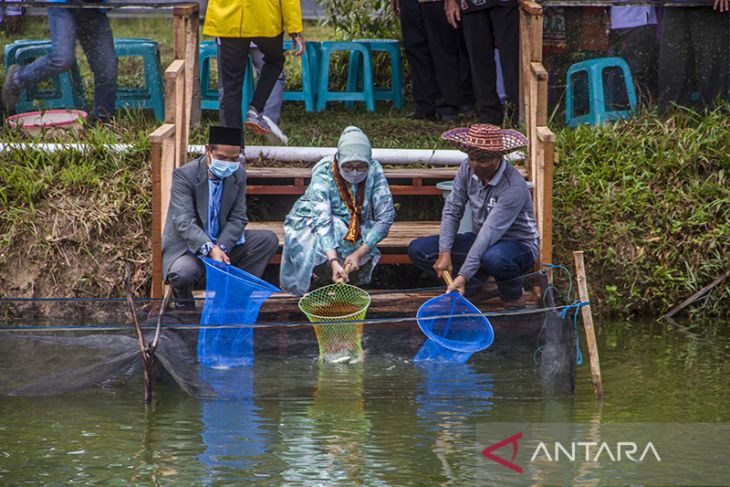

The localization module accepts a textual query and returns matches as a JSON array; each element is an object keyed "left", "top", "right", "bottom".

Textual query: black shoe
[
  {"left": 436, "top": 112, "right": 459, "bottom": 123},
  {"left": 405, "top": 110, "right": 437, "bottom": 121}
]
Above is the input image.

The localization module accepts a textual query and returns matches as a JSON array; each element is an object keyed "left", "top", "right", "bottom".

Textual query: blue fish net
[
  {"left": 415, "top": 292, "right": 494, "bottom": 363},
  {"left": 198, "top": 258, "right": 280, "bottom": 368}
]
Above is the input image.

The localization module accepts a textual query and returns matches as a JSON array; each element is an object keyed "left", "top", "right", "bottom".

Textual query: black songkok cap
[{"left": 209, "top": 125, "right": 243, "bottom": 147}]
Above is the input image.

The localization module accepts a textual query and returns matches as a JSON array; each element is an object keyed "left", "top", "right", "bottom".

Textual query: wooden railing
[
  {"left": 150, "top": 4, "right": 199, "bottom": 299},
  {"left": 520, "top": 1, "right": 555, "bottom": 269}
]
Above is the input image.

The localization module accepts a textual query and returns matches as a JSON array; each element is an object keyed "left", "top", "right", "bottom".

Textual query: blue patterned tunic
[{"left": 280, "top": 157, "right": 395, "bottom": 295}]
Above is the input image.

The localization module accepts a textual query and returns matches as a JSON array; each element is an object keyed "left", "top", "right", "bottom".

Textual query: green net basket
[{"left": 298, "top": 283, "right": 371, "bottom": 363}]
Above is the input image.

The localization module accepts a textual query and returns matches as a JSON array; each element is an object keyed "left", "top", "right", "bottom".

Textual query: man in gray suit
[{"left": 162, "top": 126, "right": 279, "bottom": 309}]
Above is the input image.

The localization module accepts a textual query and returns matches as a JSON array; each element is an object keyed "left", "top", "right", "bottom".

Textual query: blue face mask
[{"left": 209, "top": 158, "right": 240, "bottom": 179}]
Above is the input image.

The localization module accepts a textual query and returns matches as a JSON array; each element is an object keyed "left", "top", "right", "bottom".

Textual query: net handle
[
  {"left": 336, "top": 262, "right": 354, "bottom": 284},
  {"left": 442, "top": 270, "right": 454, "bottom": 287}
]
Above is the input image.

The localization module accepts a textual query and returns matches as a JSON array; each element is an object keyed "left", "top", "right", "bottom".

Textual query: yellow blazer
[{"left": 203, "top": 0, "right": 303, "bottom": 38}]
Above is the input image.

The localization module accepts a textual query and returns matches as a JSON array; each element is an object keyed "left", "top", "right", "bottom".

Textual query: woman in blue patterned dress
[{"left": 280, "top": 126, "right": 395, "bottom": 295}]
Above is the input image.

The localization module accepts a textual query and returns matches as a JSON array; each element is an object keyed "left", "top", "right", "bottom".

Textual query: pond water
[{"left": 1, "top": 318, "right": 729, "bottom": 485}]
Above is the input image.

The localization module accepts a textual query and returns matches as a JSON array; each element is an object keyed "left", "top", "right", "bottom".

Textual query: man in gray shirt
[{"left": 408, "top": 124, "right": 539, "bottom": 308}]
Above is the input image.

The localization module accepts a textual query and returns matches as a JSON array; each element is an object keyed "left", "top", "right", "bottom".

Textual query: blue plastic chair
[
  {"left": 346, "top": 39, "right": 403, "bottom": 109},
  {"left": 282, "top": 39, "right": 319, "bottom": 112},
  {"left": 199, "top": 40, "right": 254, "bottom": 113},
  {"left": 9, "top": 42, "right": 87, "bottom": 113},
  {"left": 113, "top": 38, "right": 164, "bottom": 120},
  {"left": 566, "top": 57, "right": 637, "bottom": 127},
  {"left": 316, "top": 41, "right": 375, "bottom": 112}
]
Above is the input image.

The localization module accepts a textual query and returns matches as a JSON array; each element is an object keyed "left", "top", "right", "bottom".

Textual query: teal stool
[
  {"left": 347, "top": 39, "right": 403, "bottom": 109},
  {"left": 9, "top": 42, "right": 87, "bottom": 113},
  {"left": 199, "top": 40, "right": 254, "bottom": 112},
  {"left": 282, "top": 39, "right": 319, "bottom": 112},
  {"left": 316, "top": 41, "right": 375, "bottom": 112},
  {"left": 566, "top": 57, "right": 637, "bottom": 127},
  {"left": 113, "top": 38, "right": 164, "bottom": 120}
]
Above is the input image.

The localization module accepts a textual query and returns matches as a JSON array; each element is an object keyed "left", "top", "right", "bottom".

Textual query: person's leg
[
  {"left": 614, "top": 25, "right": 658, "bottom": 103},
  {"left": 11, "top": 8, "right": 77, "bottom": 91},
  {"left": 250, "top": 44, "right": 285, "bottom": 125},
  {"left": 248, "top": 34, "right": 284, "bottom": 114},
  {"left": 167, "top": 253, "right": 204, "bottom": 308},
  {"left": 399, "top": 0, "right": 439, "bottom": 117},
  {"left": 658, "top": 8, "right": 692, "bottom": 111},
  {"left": 457, "top": 23, "right": 476, "bottom": 112},
  {"left": 229, "top": 229, "right": 279, "bottom": 278},
  {"left": 408, "top": 233, "right": 487, "bottom": 289},
  {"left": 460, "top": 9, "right": 502, "bottom": 125},
  {"left": 480, "top": 240, "right": 535, "bottom": 302},
  {"left": 76, "top": 9, "right": 117, "bottom": 120},
  {"left": 489, "top": 5, "right": 520, "bottom": 126},
  {"left": 690, "top": 8, "right": 728, "bottom": 108},
  {"left": 217, "top": 37, "right": 250, "bottom": 128},
  {"left": 421, "top": 1, "right": 461, "bottom": 119}
]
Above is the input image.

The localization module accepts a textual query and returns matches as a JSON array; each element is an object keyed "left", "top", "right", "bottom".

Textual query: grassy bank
[{"left": 1, "top": 106, "right": 727, "bottom": 318}]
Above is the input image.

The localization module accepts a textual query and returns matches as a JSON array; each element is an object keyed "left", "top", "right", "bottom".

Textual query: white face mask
[{"left": 341, "top": 168, "right": 368, "bottom": 185}]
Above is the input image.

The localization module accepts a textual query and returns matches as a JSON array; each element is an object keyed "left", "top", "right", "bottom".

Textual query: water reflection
[{"left": 198, "top": 367, "right": 271, "bottom": 482}]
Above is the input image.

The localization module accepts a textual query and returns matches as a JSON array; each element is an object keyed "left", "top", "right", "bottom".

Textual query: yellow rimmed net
[{"left": 298, "top": 283, "right": 371, "bottom": 364}]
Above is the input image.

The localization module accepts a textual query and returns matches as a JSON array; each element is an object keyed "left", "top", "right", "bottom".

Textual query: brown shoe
[
  {"left": 469, "top": 281, "right": 500, "bottom": 303},
  {"left": 502, "top": 295, "right": 526, "bottom": 309}
]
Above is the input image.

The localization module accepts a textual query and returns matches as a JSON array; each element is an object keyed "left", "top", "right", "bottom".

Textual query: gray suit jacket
[{"left": 162, "top": 155, "right": 248, "bottom": 280}]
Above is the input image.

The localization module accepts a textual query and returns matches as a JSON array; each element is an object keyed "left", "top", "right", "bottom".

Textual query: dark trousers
[
  {"left": 14, "top": 8, "right": 117, "bottom": 119},
  {"left": 167, "top": 229, "right": 279, "bottom": 305},
  {"left": 461, "top": 5, "right": 520, "bottom": 126},
  {"left": 400, "top": 0, "right": 473, "bottom": 116},
  {"left": 658, "top": 7, "right": 729, "bottom": 110},
  {"left": 217, "top": 34, "right": 285, "bottom": 128},
  {"left": 408, "top": 233, "right": 535, "bottom": 301},
  {"left": 611, "top": 25, "right": 658, "bottom": 103}
]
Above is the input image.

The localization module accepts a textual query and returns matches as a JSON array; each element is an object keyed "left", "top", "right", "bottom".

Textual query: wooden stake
[{"left": 573, "top": 250, "right": 604, "bottom": 400}]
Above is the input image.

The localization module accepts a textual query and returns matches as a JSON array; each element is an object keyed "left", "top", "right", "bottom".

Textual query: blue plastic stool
[
  {"left": 113, "top": 38, "right": 164, "bottom": 120},
  {"left": 346, "top": 39, "right": 403, "bottom": 109},
  {"left": 316, "top": 41, "right": 375, "bottom": 112},
  {"left": 199, "top": 40, "right": 254, "bottom": 113},
  {"left": 566, "top": 57, "right": 637, "bottom": 127},
  {"left": 9, "top": 43, "right": 87, "bottom": 113},
  {"left": 282, "top": 39, "right": 319, "bottom": 112}
]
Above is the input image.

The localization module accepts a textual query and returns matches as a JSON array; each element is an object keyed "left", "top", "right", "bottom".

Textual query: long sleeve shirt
[{"left": 439, "top": 159, "right": 540, "bottom": 280}]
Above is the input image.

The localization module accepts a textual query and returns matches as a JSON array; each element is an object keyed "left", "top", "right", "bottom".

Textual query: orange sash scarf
[{"left": 332, "top": 158, "right": 365, "bottom": 244}]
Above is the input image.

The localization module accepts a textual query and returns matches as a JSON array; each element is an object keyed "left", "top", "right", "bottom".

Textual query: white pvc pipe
[{"left": 0, "top": 142, "right": 524, "bottom": 165}]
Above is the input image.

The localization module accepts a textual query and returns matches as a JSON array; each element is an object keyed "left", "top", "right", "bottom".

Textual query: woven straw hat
[{"left": 441, "top": 124, "right": 527, "bottom": 158}]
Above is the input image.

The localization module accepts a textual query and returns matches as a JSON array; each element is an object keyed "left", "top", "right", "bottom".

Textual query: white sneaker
[{"left": 261, "top": 114, "right": 288, "bottom": 145}]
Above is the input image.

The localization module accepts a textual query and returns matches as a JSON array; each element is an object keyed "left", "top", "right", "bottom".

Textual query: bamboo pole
[{"left": 573, "top": 251, "right": 603, "bottom": 400}]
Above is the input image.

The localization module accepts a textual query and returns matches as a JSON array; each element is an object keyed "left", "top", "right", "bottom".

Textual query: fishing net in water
[
  {"left": 414, "top": 291, "right": 495, "bottom": 364},
  {"left": 198, "top": 258, "right": 280, "bottom": 368},
  {"left": 298, "top": 283, "right": 371, "bottom": 363}
]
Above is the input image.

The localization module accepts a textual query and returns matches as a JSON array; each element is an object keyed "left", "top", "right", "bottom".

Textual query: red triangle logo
[{"left": 481, "top": 432, "right": 523, "bottom": 473}]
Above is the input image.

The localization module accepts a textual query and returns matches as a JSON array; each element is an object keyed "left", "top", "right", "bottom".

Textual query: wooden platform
[
  {"left": 258, "top": 288, "right": 541, "bottom": 318},
  {"left": 246, "top": 166, "right": 528, "bottom": 196},
  {"left": 248, "top": 221, "right": 441, "bottom": 264}
]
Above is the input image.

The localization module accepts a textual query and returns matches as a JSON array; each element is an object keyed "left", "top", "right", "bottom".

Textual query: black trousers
[
  {"left": 400, "top": 0, "right": 473, "bottom": 115},
  {"left": 461, "top": 5, "right": 519, "bottom": 126},
  {"left": 611, "top": 25, "right": 658, "bottom": 103},
  {"left": 217, "top": 34, "right": 285, "bottom": 128},
  {"left": 658, "top": 7, "right": 729, "bottom": 110}
]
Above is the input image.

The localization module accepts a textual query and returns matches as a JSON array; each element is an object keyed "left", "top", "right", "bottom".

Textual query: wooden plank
[
  {"left": 573, "top": 251, "right": 603, "bottom": 400},
  {"left": 246, "top": 185, "right": 447, "bottom": 196},
  {"left": 537, "top": 127, "right": 554, "bottom": 268},
  {"left": 264, "top": 253, "right": 413, "bottom": 265},
  {"left": 160, "top": 136, "right": 176, "bottom": 243},
  {"left": 150, "top": 139, "right": 163, "bottom": 299},
  {"left": 259, "top": 288, "right": 540, "bottom": 316},
  {"left": 164, "top": 60, "right": 185, "bottom": 124},
  {"left": 149, "top": 123, "right": 175, "bottom": 143},
  {"left": 519, "top": 8, "right": 531, "bottom": 127},
  {"left": 248, "top": 221, "right": 441, "bottom": 248},
  {"left": 185, "top": 9, "right": 201, "bottom": 129},
  {"left": 520, "top": 0, "right": 543, "bottom": 15},
  {"left": 532, "top": 62, "right": 549, "bottom": 127},
  {"left": 244, "top": 166, "right": 527, "bottom": 180}
]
